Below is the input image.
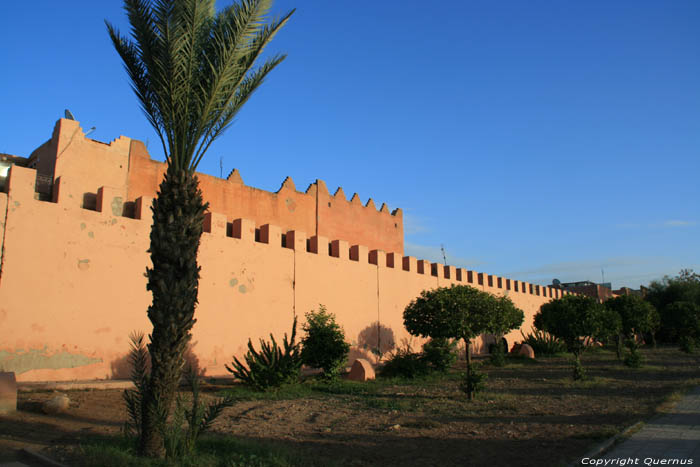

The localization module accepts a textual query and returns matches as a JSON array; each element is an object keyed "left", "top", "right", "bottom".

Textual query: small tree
[
  {"left": 489, "top": 296, "right": 525, "bottom": 365},
  {"left": 605, "top": 295, "right": 659, "bottom": 365},
  {"left": 301, "top": 305, "right": 350, "bottom": 380},
  {"left": 534, "top": 295, "right": 619, "bottom": 380},
  {"left": 403, "top": 285, "right": 523, "bottom": 400}
]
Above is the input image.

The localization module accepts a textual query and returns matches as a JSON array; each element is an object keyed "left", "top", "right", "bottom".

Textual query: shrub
[
  {"left": 624, "top": 349, "right": 643, "bottom": 368},
  {"left": 489, "top": 341, "right": 507, "bottom": 367},
  {"left": 379, "top": 347, "right": 430, "bottom": 379},
  {"left": 225, "top": 317, "right": 302, "bottom": 391},
  {"left": 521, "top": 329, "right": 567, "bottom": 355},
  {"left": 123, "top": 332, "right": 234, "bottom": 458},
  {"left": 679, "top": 335, "right": 696, "bottom": 353},
  {"left": 572, "top": 357, "right": 586, "bottom": 380},
  {"left": 301, "top": 305, "right": 350, "bottom": 381},
  {"left": 164, "top": 366, "right": 235, "bottom": 457},
  {"left": 421, "top": 338, "right": 457, "bottom": 372},
  {"left": 459, "top": 364, "right": 487, "bottom": 396}
]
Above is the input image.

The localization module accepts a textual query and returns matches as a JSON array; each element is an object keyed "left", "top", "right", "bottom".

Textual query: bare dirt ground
[{"left": 1, "top": 347, "right": 699, "bottom": 467}]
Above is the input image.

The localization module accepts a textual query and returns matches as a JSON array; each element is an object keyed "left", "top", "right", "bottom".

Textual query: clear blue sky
[{"left": 1, "top": 1, "right": 698, "bottom": 289}]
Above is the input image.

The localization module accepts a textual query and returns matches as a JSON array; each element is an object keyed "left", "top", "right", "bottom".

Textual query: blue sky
[{"left": 1, "top": 1, "right": 698, "bottom": 289}]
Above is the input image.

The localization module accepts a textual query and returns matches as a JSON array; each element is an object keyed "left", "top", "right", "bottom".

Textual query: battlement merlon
[{"left": 24, "top": 119, "right": 405, "bottom": 255}]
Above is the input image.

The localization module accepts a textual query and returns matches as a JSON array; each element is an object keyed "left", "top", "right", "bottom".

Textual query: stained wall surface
[{"left": 0, "top": 122, "right": 568, "bottom": 382}]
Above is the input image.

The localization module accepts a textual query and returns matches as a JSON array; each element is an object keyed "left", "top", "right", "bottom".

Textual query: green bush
[
  {"left": 122, "top": 332, "right": 234, "bottom": 459},
  {"left": 379, "top": 347, "right": 430, "bottom": 379},
  {"left": 421, "top": 338, "right": 457, "bottom": 372},
  {"left": 301, "top": 305, "right": 350, "bottom": 381},
  {"left": 521, "top": 329, "right": 567, "bottom": 355},
  {"left": 489, "top": 341, "right": 507, "bottom": 367},
  {"left": 623, "top": 339, "right": 644, "bottom": 368},
  {"left": 572, "top": 357, "right": 586, "bottom": 380},
  {"left": 164, "top": 367, "right": 235, "bottom": 458},
  {"left": 226, "top": 317, "right": 302, "bottom": 391},
  {"left": 679, "top": 335, "right": 696, "bottom": 353},
  {"left": 624, "top": 350, "right": 643, "bottom": 368}
]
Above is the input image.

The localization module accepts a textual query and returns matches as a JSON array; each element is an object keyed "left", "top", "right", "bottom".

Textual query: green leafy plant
[
  {"left": 623, "top": 339, "right": 644, "bottom": 368},
  {"left": 421, "top": 338, "right": 457, "bottom": 372},
  {"left": 679, "top": 335, "right": 695, "bottom": 353},
  {"left": 605, "top": 294, "right": 659, "bottom": 363},
  {"left": 666, "top": 301, "right": 700, "bottom": 353},
  {"left": 459, "top": 363, "right": 487, "bottom": 397},
  {"left": 226, "top": 317, "right": 302, "bottom": 391},
  {"left": 379, "top": 341, "right": 429, "bottom": 379},
  {"left": 164, "top": 366, "right": 235, "bottom": 458},
  {"left": 534, "top": 295, "right": 620, "bottom": 380},
  {"left": 122, "top": 332, "right": 234, "bottom": 459},
  {"left": 521, "top": 329, "right": 567, "bottom": 355},
  {"left": 123, "top": 331, "right": 149, "bottom": 440},
  {"left": 572, "top": 357, "right": 586, "bottom": 381},
  {"left": 646, "top": 269, "right": 700, "bottom": 346},
  {"left": 489, "top": 341, "right": 507, "bottom": 367},
  {"left": 301, "top": 305, "right": 350, "bottom": 381}
]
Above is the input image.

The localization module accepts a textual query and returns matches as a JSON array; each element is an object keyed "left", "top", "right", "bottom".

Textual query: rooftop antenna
[
  {"left": 601, "top": 268, "right": 605, "bottom": 285},
  {"left": 219, "top": 156, "right": 223, "bottom": 178},
  {"left": 64, "top": 109, "right": 96, "bottom": 137},
  {"left": 440, "top": 244, "right": 447, "bottom": 266}
]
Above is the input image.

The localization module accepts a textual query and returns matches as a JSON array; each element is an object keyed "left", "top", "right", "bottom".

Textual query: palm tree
[{"left": 106, "top": 0, "right": 293, "bottom": 457}]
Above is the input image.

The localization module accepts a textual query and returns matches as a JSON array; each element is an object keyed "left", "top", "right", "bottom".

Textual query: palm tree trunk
[{"left": 140, "top": 166, "right": 208, "bottom": 458}]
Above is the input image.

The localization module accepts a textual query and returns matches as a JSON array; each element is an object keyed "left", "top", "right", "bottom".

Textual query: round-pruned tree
[
  {"left": 534, "top": 294, "right": 619, "bottom": 380},
  {"left": 106, "top": 0, "right": 294, "bottom": 458},
  {"left": 403, "top": 285, "right": 524, "bottom": 399}
]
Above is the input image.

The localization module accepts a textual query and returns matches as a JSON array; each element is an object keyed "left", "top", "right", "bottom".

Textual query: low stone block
[
  {"left": 518, "top": 343, "right": 535, "bottom": 359},
  {"left": 347, "top": 358, "right": 375, "bottom": 382},
  {"left": 42, "top": 394, "right": 70, "bottom": 414},
  {"left": 0, "top": 372, "right": 17, "bottom": 414}
]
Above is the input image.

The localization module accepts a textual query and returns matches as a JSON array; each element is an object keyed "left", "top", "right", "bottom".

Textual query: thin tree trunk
[
  {"left": 465, "top": 338, "right": 473, "bottom": 401},
  {"left": 139, "top": 167, "right": 208, "bottom": 458}
]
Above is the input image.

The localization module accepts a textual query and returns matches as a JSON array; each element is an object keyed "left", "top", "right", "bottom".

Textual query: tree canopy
[
  {"left": 645, "top": 269, "right": 700, "bottom": 346},
  {"left": 535, "top": 295, "right": 618, "bottom": 356},
  {"left": 605, "top": 294, "right": 658, "bottom": 339}
]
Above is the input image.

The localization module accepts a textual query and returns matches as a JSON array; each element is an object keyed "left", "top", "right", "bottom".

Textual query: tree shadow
[
  {"left": 110, "top": 340, "right": 204, "bottom": 379},
  {"left": 356, "top": 322, "right": 396, "bottom": 358}
]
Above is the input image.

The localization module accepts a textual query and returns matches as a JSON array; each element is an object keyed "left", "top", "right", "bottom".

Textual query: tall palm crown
[
  {"left": 106, "top": 0, "right": 292, "bottom": 458},
  {"left": 107, "top": 0, "right": 293, "bottom": 172}
]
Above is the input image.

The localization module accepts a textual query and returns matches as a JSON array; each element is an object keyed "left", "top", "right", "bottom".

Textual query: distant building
[
  {"left": 612, "top": 286, "right": 646, "bottom": 298},
  {"left": 551, "top": 280, "right": 614, "bottom": 302}
]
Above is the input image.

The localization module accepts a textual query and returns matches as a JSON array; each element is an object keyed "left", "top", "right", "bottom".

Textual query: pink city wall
[{"left": 0, "top": 121, "right": 568, "bottom": 382}]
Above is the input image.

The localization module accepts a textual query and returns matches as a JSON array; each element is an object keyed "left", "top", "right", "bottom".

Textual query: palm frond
[{"left": 109, "top": 0, "right": 293, "bottom": 172}]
